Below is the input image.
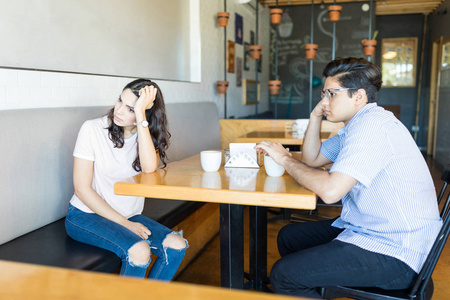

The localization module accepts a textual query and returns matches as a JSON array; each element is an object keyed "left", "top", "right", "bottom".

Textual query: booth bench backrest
[{"left": 0, "top": 102, "right": 221, "bottom": 245}]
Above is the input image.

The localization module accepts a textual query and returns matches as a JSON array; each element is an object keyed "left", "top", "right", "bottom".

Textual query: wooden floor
[{"left": 175, "top": 158, "right": 449, "bottom": 299}]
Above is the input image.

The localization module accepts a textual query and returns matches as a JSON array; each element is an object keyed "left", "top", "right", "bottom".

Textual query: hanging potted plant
[
  {"left": 270, "top": 8, "right": 283, "bottom": 25},
  {"left": 328, "top": 5, "right": 342, "bottom": 22},
  {"left": 362, "top": 30, "right": 378, "bottom": 56},
  {"left": 268, "top": 80, "right": 281, "bottom": 95},
  {"left": 304, "top": 44, "right": 319, "bottom": 60},
  {"left": 217, "top": 12, "right": 230, "bottom": 27},
  {"left": 216, "top": 80, "right": 229, "bottom": 94},
  {"left": 249, "top": 45, "right": 263, "bottom": 60}
]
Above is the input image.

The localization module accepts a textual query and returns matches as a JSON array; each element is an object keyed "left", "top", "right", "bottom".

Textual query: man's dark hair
[{"left": 322, "top": 57, "right": 383, "bottom": 103}]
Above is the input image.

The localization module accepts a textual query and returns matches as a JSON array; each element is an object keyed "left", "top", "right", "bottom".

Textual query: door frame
[{"left": 427, "top": 36, "right": 443, "bottom": 156}]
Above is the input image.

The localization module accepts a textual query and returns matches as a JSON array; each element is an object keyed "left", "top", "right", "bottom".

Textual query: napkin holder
[{"left": 224, "top": 151, "right": 260, "bottom": 168}]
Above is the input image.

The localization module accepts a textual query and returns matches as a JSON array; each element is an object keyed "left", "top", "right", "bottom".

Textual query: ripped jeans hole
[
  {"left": 126, "top": 254, "right": 151, "bottom": 268},
  {"left": 161, "top": 231, "right": 189, "bottom": 265}
]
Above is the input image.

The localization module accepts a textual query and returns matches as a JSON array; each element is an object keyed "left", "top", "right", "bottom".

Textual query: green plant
[{"left": 372, "top": 30, "right": 379, "bottom": 40}]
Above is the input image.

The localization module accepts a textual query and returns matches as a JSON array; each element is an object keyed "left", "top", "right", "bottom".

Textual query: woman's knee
[
  {"left": 128, "top": 241, "right": 151, "bottom": 266},
  {"left": 162, "top": 233, "right": 187, "bottom": 250}
]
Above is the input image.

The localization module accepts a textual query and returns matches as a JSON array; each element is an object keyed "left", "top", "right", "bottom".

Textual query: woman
[{"left": 65, "top": 78, "right": 187, "bottom": 280}]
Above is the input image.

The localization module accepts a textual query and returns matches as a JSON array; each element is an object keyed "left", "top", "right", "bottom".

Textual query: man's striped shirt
[{"left": 320, "top": 103, "right": 442, "bottom": 272}]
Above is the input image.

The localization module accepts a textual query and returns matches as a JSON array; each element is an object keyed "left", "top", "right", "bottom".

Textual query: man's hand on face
[{"left": 311, "top": 98, "right": 328, "bottom": 119}]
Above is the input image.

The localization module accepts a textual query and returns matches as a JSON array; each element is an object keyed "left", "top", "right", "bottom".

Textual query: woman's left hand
[{"left": 135, "top": 85, "right": 157, "bottom": 114}]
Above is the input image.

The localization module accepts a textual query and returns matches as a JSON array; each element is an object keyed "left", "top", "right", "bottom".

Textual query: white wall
[
  {"left": 0, "top": 0, "right": 270, "bottom": 119},
  {"left": 0, "top": 0, "right": 197, "bottom": 82}
]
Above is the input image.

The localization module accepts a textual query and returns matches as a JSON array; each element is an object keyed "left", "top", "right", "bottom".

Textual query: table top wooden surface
[
  {"left": 236, "top": 129, "right": 331, "bottom": 145},
  {"left": 0, "top": 260, "right": 311, "bottom": 300},
  {"left": 115, "top": 153, "right": 316, "bottom": 210}
]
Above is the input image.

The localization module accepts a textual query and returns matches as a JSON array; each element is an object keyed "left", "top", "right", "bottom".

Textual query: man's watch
[{"left": 139, "top": 120, "right": 149, "bottom": 128}]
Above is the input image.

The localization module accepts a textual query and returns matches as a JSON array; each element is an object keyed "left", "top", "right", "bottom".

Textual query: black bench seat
[{"left": 0, "top": 200, "right": 204, "bottom": 273}]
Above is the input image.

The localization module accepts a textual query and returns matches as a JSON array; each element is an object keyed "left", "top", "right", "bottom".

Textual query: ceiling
[{"left": 257, "top": 0, "right": 445, "bottom": 15}]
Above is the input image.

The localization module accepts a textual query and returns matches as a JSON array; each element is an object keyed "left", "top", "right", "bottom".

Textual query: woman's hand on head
[
  {"left": 125, "top": 221, "right": 152, "bottom": 239},
  {"left": 134, "top": 85, "right": 157, "bottom": 115}
]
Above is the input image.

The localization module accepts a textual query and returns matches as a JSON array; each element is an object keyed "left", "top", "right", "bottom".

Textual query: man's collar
[{"left": 338, "top": 103, "right": 377, "bottom": 135}]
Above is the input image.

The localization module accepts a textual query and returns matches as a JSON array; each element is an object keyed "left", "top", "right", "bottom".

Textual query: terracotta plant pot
[
  {"left": 268, "top": 80, "right": 282, "bottom": 95},
  {"left": 362, "top": 39, "right": 377, "bottom": 56},
  {"left": 270, "top": 8, "right": 283, "bottom": 25},
  {"left": 304, "top": 44, "right": 319, "bottom": 60},
  {"left": 328, "top": 5, "right": 342, "bottom": 22},
  {"left": 216, "top": 80, "right": 229, "bottom": 94},
  {"left": 249, "top": 45, "right": 262, "bottom": 59},
  {"left": 249, "top": 45, "right": 262, "bottom": 60},
  {"left": 217, "top": 12, "right": 230, "bottom": 27}
]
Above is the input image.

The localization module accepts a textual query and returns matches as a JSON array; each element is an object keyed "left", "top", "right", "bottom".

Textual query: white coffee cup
[
  {"left": 201, "top": 150, "right": 222, "bottom": 172},
  {"left": 264, "top": 155, "right": 285, "bottom": 177},
  {"left": 296, "top": 119, "right": 309, "bottom": 136}
]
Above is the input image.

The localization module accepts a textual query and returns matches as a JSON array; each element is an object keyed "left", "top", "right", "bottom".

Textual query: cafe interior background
[{"left": 0, "top": 0, "right": 448, "bottom": 168}]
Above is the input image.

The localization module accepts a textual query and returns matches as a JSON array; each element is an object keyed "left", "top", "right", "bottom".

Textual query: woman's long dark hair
[{"left": 106, "top": 79, "right": 171, "bottom": 171}]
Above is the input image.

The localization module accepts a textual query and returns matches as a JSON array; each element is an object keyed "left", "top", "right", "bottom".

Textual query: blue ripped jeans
[{"left": 65, "top": 204, "right": 187, "bottom": 280}]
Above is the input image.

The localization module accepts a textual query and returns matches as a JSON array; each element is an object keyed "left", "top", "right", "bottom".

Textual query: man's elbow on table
[{"left": 301, "top": 156, "right": 322, "bottom": 168}]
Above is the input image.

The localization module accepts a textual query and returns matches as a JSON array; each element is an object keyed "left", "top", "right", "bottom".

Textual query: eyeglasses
[{"left": 321, "top": 88, "right": 357, "bottom": 100}]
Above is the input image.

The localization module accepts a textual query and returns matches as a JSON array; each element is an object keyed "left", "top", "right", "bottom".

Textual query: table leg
[
  {"left": 220, "top": 204, "right": 244, "bottom": 289},
  {"left": 249, "top": 206, "right": 268, "bottom": 290}
]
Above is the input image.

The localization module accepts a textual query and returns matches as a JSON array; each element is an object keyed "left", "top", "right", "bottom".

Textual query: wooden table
[
  {"left": 236, "top": 130, "right": 332, "bottom": 145},
  {"left": 0, "top": 260, "right": 312, "bottom": 300},
  {"left": 115, "top": 154, "right": 316, "bottom": 290}
]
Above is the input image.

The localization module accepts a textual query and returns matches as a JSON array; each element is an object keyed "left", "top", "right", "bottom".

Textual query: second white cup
[
  {"left": 201, "top": 150, "right": 222, "bottom": 172},
  {"left": 264, "top": 155, "right": 285, "bottom": 177}
]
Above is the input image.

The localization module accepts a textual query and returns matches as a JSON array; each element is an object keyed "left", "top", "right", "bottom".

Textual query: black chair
[{"left": 321, "top": 164, "right": 450, "bottom": 300}]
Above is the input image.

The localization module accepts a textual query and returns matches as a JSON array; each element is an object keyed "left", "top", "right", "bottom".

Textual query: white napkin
[{"left": 224, "top": 143, "right": 260, "bottom": 168}]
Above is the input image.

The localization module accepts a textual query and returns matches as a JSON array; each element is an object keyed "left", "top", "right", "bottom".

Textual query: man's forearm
[
  {"left": 280, "top": 154, "right": 346, "bottom": 204},
  {"left": 302, "top": 116, "right": 323, "bottom": 166}
]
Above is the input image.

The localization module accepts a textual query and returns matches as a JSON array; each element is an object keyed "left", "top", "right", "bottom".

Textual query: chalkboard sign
[{"left": 270, "top": 2, "right": 375, "bottom": 117}]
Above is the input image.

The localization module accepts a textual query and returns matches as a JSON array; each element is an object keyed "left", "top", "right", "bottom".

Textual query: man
[{"left": 255, "top": 57, "right": 442, "bottom": 298}]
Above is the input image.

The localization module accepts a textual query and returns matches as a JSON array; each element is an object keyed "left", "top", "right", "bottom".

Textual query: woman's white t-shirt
[{"left": 69, "top": 116, "right": 144, "bottom": 218}]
